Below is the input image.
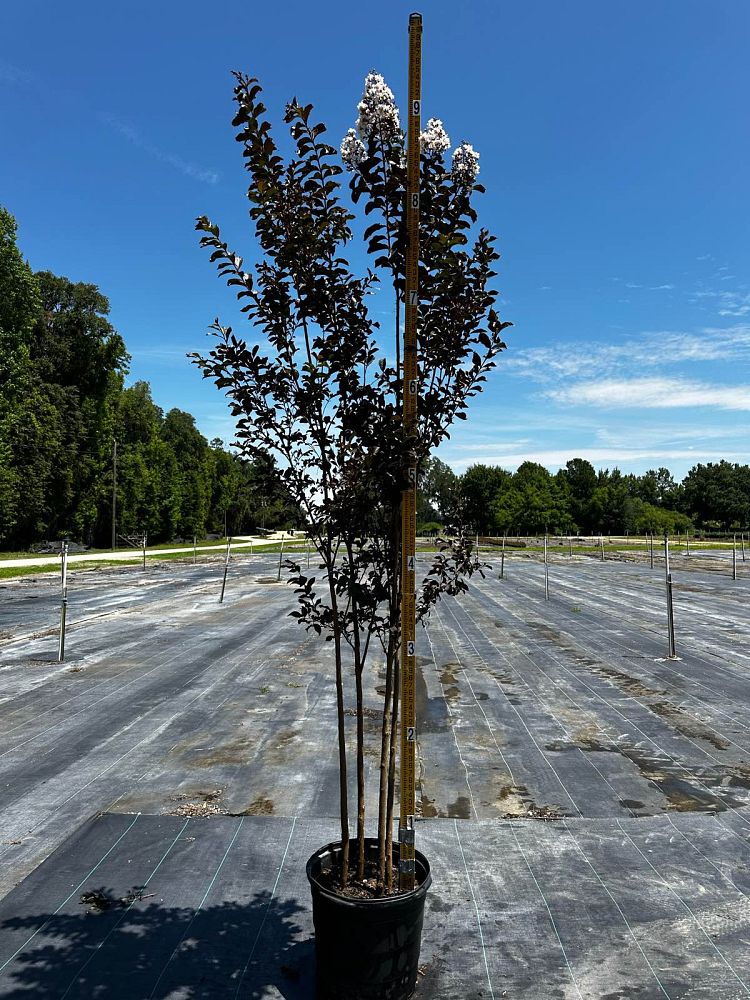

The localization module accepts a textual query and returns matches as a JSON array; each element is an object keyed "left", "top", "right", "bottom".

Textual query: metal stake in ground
[
  {"left": 306, "top": 534, "right": 310, "bottom": 569},
  {"left": 544, "top": 533, "right": 549, "bottom": 600},
  {"left": 742, "top": 532, "right": 746, "bottom": 563},
  {"left": 276, "top": 535, "right": 285, "bottom": 582},
  {"left": 686, "top": 532, "right": 690, "bottom": 557},
  {"left": 568, "top": 534, "right": 572, "bottom": 557},
  {"left": 399, "top": 10, "right": 421, "bottom": 893},
  {"left": 500, "top": 533, "right": 505, "bottom": 579},
  {"left": 732, "top": 534, "right": 737, "bottom": 581},
  {"left": 599, "top": 534, "right": 604, "bottom": 562},
  {"left": 649, "top": 532, "right": 654, "bottom": 569},
  {"left": 58, "top": 541, "right": 69, "bottom": 663},
  {"left": 664, "top": 534, "right": 676, "bottom": 658},
  {"left": 219, "top": 536, "right": 232, "bottom": 603},
  {"left": 193, "top": 535, "right": 197, "bottom": 565},
  {"left": 142, "top": 532, "right": 147, "bottom": 571}
]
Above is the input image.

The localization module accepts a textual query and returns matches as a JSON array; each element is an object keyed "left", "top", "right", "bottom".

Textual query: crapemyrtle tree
[{"left": 193, "top": 71, "right": 510, "bottom": 893}]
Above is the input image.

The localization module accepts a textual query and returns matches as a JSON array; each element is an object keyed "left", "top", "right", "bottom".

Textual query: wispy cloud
[
  {"left": 100, "top": 113, "right": 219, "bottom": 185},
  {"left": 547, "top": 376, "right": 750, "bottom": 411},
  {"left": 689, "top": 288, "right": 750, "bottom": 317},
  {"left": 504, "top": 325, "right": 750, "bottom": 382},
  {"left": 1, "top": 58, "right": 219, "bottom": 185}
]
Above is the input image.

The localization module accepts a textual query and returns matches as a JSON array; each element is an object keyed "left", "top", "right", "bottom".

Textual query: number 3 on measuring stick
[{"left": 406, "top": 640, "right": 415, "bottom": 657}]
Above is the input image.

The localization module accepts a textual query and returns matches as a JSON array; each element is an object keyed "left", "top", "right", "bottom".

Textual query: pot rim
[{"left": 306, "top": 838, "right": 432, "bottom": 907}]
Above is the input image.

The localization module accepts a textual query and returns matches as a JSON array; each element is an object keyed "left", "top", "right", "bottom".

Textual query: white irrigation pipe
[{"left": 58, "top": 542, "right": 69, "bottom": 663}]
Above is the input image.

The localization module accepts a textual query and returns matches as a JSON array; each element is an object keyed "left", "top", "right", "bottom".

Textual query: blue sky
[{"left": 2, "top": 0, "right": 749, "bottom": 479}]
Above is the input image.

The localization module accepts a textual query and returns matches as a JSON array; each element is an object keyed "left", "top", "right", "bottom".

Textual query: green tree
[
  {"left": 558, "top": 458, "right": 597, "bottom": 532},
  {"left": 0, "top": 208, "right": 41, "bottom": 542},
  {"left": 418, "top": 457, "right": 459, "bottom": 528},
  {"left": 460, "top": 464, "right": 511, "bottom": 533},
  {"left": 682, "top": 462, "right": 750, "bottom": 530}
]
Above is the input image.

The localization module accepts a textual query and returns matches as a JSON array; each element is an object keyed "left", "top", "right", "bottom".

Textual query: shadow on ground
[{"left": 0, "top": 890, "right": 315, "bottom": 998}]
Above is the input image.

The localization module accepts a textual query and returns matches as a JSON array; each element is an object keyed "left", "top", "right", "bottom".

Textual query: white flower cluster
[
  {"left": 451, "top": 142, "right": 480, "bottom": 187},
  {"left": 355, "top": 71, "right": 401, "bottom": 144},
  {"left": 340, "top": 128, "right": 366, "bottom": 171},
  {"left": 419, "top": 118, "right": 451, "bottom": 157}
]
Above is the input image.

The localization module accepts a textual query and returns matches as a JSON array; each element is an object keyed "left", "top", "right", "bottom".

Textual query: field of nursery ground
[{"left": 0, "top": 546, "right": 749, "bottom": 997}]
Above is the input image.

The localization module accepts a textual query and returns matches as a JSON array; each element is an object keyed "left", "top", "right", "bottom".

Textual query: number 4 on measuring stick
[{"left": 407, "top": 555, "right": 416, "bottom": 571}]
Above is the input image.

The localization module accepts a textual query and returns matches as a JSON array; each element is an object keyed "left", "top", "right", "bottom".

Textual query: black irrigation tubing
[
  {"left": 449, "top": 581, "right": 750, "bottom": 857},
  {"left": 474, "top": 569, "right": 750, "bottom": 754},
  {"left": 431, "top": 601, "right": 642, "bottom": 819},
  {"left": 0, "top": 611, "right": 293, "bottom": 866},
  {"left": 433, "top": 597, "right": 750, "bottom": 997}
]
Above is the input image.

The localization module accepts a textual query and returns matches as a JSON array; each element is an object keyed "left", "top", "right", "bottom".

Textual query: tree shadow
[{"left": 0, "top": 887, "right": 315, "bottom": 998}]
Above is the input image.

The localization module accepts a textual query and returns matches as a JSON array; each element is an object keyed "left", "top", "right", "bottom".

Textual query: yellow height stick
[{"left": 399, "top": 10, "right": 422, "bottom": 892}]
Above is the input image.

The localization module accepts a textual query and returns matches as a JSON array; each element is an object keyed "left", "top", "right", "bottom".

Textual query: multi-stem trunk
[
  {"left": 386, "top": 648, "right": 400, "bottom": 892},
  {"left": 325, "top": 539, "right": 350, "bottom": 889},
  {"left": 346, "top": 537, "right": 367, "bottom": 882},
  {"left": 376, "top": 507, "right": 401, "bottom": 890},
  {"left": 376, "top": 629, "right": 396, "bottom": 891}
]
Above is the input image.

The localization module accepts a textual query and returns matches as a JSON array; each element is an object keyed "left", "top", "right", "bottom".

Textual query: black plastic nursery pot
[{"left": 306, "top": 838, "right": 432, "bottom": 1000}]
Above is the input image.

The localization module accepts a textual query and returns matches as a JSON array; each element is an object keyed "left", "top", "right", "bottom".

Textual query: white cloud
[{"left": 547, "top": 376, "right": 750, "bottom": 411}]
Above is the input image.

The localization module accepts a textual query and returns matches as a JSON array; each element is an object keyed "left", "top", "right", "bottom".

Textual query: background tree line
[
  {"left": 0, "top": 207, "right": 298, "bottom": 549},
  {"left": 420, "top": 456, "right": 750, "bottom": 537}
]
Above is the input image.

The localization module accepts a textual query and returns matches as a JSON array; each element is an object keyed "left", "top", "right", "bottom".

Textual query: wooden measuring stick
[{"left": 399, "top": 10, "right": 422, "bottom": 892}]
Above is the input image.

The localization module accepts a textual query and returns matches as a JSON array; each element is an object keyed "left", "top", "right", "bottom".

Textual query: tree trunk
[
  {"left": 376, "top": 630, "right": 396, "bottom": 890},
  {"left": 385, "top": 649, "right": 400, "bottom": 892},
  {"left": 346, "top": 537, "right": 366, "bottom": 882},
  {"left": 326, "top": 543, "right": 350, "bottom": 889}
]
